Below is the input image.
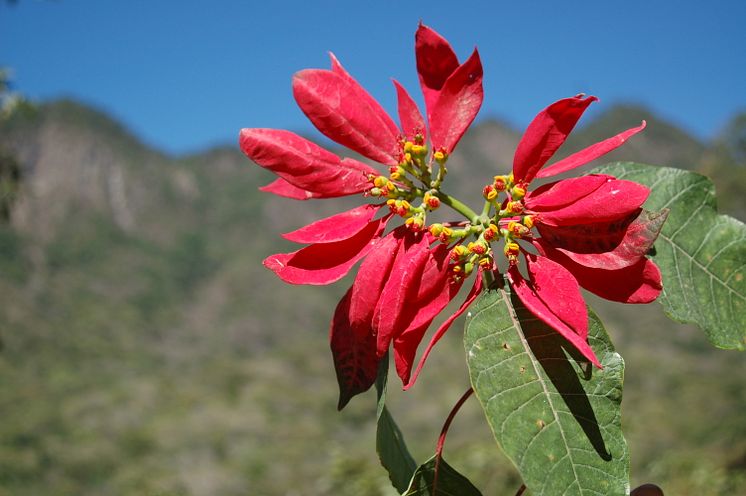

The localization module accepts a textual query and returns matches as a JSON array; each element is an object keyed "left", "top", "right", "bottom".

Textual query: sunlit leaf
[
  {"left": 464, "top": 286, "right": 629, "bottom": 495},
  {"left": 593, "top": 162, "right": 746, "bottom": 350}
]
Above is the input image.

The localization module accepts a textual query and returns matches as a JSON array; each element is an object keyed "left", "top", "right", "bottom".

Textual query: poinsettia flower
[
  {"left": 492, "top": 95, "right": 663, "bottom": 367},
  {"left": 331, "top": 227, "right": 467, "bottom": 408},
  {"left": 241, "top": 24, "right": 485, "bottom": 407}
]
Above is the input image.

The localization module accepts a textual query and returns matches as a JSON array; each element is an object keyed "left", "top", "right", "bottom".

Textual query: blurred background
[{"left": 1, "top": 1, "right": 745, "bottom": 495}]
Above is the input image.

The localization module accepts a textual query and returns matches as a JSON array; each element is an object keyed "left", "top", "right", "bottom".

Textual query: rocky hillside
[{"left": 0, "top": 100, "right": 744, "bottom": 496}]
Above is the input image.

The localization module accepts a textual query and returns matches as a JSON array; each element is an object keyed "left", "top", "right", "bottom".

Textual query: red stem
[{"left": 433, "top": 387, "right": 474, "bottom": 492}]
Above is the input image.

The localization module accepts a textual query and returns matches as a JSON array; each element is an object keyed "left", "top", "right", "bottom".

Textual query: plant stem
[
  {"left": 480, "top": 200, "right": 492, "bottom": 219},
  {"left": 433, "top": 387, "right": 474, "bottom": 493},
  {"left": 436, "top": 191, "right": 480, "bottom": 224},
  {"left": 482, "top": 269, "right": 495, "bottom": 290},
  {"left": 514, "top": 484, "right": 527, "bottom": 496}
]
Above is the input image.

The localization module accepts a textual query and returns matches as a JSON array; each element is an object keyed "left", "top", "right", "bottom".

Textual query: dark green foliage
[
  {"left": 465, "top": 288, "right": 629, "bottom": 495},
  {"left": 376, "top": 355, "right": 418, "bottom": 493},
  {"left": 404, "top": 456, "right": 483, "bottom": 496}
]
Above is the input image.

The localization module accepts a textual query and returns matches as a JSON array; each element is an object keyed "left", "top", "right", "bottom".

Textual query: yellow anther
[
  {"left": 483, "top": 184, "right": 498, "bottom": 201},
  {"left": 523, "top": 215, "right": 534, "bottom": 229},
  {"left": 483, "top": 223, "right": 498, "bottom": 241},
  {"left": 452, "top": 245, "right": 469, "bottom": 259},
  {"left": 373, "top": 176, "right": 388, "bottom": 188},
  {"left": 468, "top": 241, "right": 486, "bottom": 255},
  {"left": 506, "top": 201, "right": 524, "bottom": 214},
  {"left": 386, "top": 181, "right": 396, "bottom": 192},
  {"left": 452, "top": 264, "right": 463, "bottom": 274},
  {"left": 405, "top": 216, "right": 423, "bottom": 230},
  {"left": 508, "top": 172, "right": 514, "bottom": 183},
  {"left": 404, "top": 141, "right": 414, "bottom": 152},
  {"left": 509, "top": 221, "right": 530, "bottom": 237},
  {"left": 411, "top": 144, "right": 427, "bottom": 155},
  {"left": 386, "top": 199, "right": 396, "bottom": 207},
  {"left": 423, "top": 190, "right": 440, "bottom": 210},
  {"left": 404, "top": 152, "right": 412, "bottom": 162},
  {"left": 433, "top": 150, "right": 446, "bottom": 162},
  {"left": 429, "top": 223, "right": 444, "bottom": 237},
  {"left": 390, "top": 171, "right": 401, "bottom": 180},
  {"left": 504, "top": 241, "right": 520, "bottom": 255},
  {"left": 478, "top": 256, "right": 493, "bottom": 268},
  {"left": 511, "top": 185, "right": 526, "bottom": 200},
  {"left": 493, "top": 175, "right": 508, "bottom": 192}
]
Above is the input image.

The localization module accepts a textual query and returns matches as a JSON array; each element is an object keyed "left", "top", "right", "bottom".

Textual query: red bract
[
  {"left": 332, "top": 228, "right": 467, "bottom": 409},
  {"left": 503, "top": 95, "right": 664, "bottom": 366},
  {"left": 240, "top": 24, "right": 484, "bottom": 407}
]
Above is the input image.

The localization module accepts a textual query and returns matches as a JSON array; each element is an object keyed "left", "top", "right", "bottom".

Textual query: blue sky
[{"left": 2, "top": 0, "right": 745, "bottom": 155}]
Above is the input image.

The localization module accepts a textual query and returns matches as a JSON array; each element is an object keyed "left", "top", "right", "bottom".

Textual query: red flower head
[
  {"left": 240, "top": 24, "right": 485, "bottom": 407},
  {"left": 489, "top": 95, "right": 665, "bottom": 366}
]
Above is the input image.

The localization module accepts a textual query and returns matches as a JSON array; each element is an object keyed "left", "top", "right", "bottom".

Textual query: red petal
[
  {"left": 536, "top": 209, "right": 668, "bottom": 270},
  {"left": 373, "top": 233, "right": 431, "bottom": 357},
  {"left": 282, "top": 204, "right": 382, "bottom": 244},
  {"left": 330, "top": 288, "right": 380, "bottom": 410},
  {"left": 240, "top": 128, "right": 377, "bottom": 197},
  {"left": 391, "top": 245, "right": 462, "bottom": 384},
  {"left": 537, "top": 121, "right": 647, "bottom": 179},
  {"left": 402, "top": 269, "right": 483, "bottom": 389},
  {"left": 393, "top": 79, "right": 427, "bottom": 142},
  {"left": 348, "top": 227, "right": 404, "bottom": 331},
  {"left": 508, "top": 265, "right": 601, "bottom": 368},
  {"left": 539, "top": 242, "right": 663, "bottom": 303},
  {"left": 415, "top": 23, "right": 460, "bottom": 112},
  {"left": 525, "top": 175, "right": 612, "bottom": 212},
  {"left": 524, "top": 255, "right": 588, "bottom": 339},
  {"left": 428, "top": 48, "right": 483, "bottom": 154},
  {"left": 263, "top": 216, "right": 387, "bottom": 285},
  {"left": 513, "top": 95, "right": 597, "bottom": 183},
  {"left": 292, "top": 68, "right": 400, "bottom": 165},
  {"left": 537, "top": 179, "right": 650, "bottom": 226},
  {"left": 259, "top": 178, "right": 322, "bottom": 200}
]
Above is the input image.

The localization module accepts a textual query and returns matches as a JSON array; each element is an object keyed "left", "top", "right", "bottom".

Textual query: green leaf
[
  {"left": 375, "top": 355, "right": 417, "bottom": 493},
  {"left": 403, "top": 455, "right": 483, "bottom": 496},
  {"left": 464, "top": 286, "right": 629, "bottom": 496},
  {"left": 593, "top": 162, "right": 746, "bottom": 350}
]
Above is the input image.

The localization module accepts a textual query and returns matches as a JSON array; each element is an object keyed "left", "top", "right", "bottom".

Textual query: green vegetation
[{"left": 0, "top": 101, "right": 743, "bottom": 495}]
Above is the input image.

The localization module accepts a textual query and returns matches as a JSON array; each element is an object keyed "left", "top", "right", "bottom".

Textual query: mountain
[{"left": 0, "top": 100, "right": 744, "bottom": 496}]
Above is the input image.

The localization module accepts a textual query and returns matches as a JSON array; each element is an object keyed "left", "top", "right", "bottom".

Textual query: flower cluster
[{"left": 240, "top": 24, "right": 664, "bottom": 408}]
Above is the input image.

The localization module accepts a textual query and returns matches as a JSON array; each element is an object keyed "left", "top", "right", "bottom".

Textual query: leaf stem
[
  {"left": 480, "top": 200, "right": 492, "bottom": 219},
  {"left": 482, "top": 269, "right": 495, "bottom": 290},
  {"left": 436, "top": 191, "right": 480, "bottom": 224},
  {"left": 433, "top": 387, "right": 474, "bottom": 493}
]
